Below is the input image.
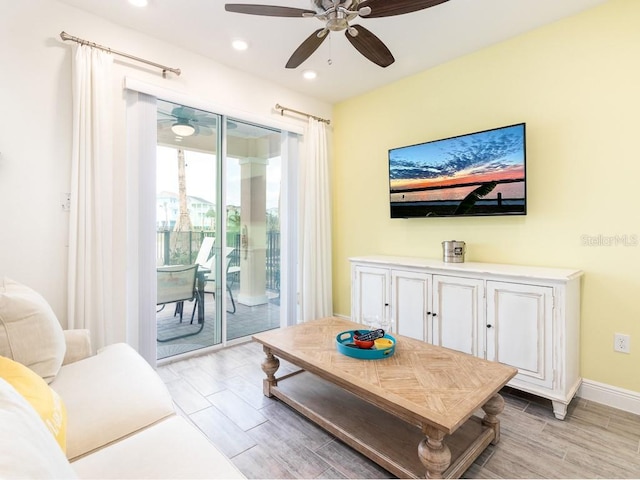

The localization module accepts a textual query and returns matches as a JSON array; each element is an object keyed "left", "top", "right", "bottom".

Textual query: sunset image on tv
[{"left": 389, "top": 123, "right": 526, "bottom": 218}]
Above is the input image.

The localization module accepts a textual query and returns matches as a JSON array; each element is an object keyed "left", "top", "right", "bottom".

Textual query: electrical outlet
[{"left": 614, "top": 333, "right": 630, "bottom": 353}]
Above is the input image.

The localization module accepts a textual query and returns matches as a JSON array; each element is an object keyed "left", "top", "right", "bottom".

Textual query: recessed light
[
  {"left": 128, "top": 0, "right": 148, "bottom": 6},
  {"left": 302, "top": 70, "right": 317, "bottom": 80},
  {"left": 232, "top": 39, "right": 249, "bottom": 51}
]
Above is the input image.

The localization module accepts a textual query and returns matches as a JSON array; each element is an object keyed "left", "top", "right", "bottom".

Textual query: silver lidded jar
[{"left": 442, "top": 240, "right": 466, "bottom": 263}]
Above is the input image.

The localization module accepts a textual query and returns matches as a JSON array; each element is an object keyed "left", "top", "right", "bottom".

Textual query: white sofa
[{"left": 0, "top": 278, "right": 245, "bottom": 479}]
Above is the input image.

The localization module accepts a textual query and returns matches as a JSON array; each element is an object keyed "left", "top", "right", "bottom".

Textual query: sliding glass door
[
  {"left": 155, "top": 100, "right": 222, "bottom": 359},
  {"left": 154, "top": 102, "right": 287, "bottom": 360},
  {"left": 225, "top": 119, "right": 282, "bottom": 341}
]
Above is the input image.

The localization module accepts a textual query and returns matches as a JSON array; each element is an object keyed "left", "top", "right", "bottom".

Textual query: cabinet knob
[
  {"left": 384, "top": 303, "right": 389, "bottom": 307},
  {"left": 426, "top": 311, "right": 432, "bottom": 316},
  {"left": 432, "top": 313, "right": 437, "bottom": 317},
  {"left": 487, "top": 324, "right": 493, "bottom": 328}
]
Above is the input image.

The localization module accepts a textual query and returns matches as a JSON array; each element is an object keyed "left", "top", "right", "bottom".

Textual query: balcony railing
[{"left": 156, "top": 230, "right": 280, "bottom": 292}]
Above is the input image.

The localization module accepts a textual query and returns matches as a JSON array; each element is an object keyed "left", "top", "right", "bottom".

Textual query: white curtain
[
  {"left": 300, "top": 118, "right": 332, "bottom": 321},
  {"left": 67, "top": 45, "right": 114, "bottom": 351},
  {"left": 124, "top": 90, "right": 158, "bottom": 365}
]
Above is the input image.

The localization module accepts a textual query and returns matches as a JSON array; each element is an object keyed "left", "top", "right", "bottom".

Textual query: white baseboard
[{"left": 578, "top": 379, "right": 640, "bottom": 415}]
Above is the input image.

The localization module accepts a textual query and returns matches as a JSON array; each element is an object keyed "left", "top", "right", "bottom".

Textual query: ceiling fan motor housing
[{"left": 327, "top": 10, "right": 358, "bottom": 31}]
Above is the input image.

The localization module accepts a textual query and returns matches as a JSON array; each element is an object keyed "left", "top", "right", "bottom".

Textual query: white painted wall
[{"left": 0, "top": 0, "right": 331, "bottom": 333}]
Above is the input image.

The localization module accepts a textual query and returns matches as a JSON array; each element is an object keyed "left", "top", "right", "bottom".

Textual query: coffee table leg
[
  {"left": 481, "top": 393, "right": 505, "bottom": 445},
  {"left": 261, "top": 346, "right": 280, "bottom": 397},
  {"left": 418, "top": 425, "right": 451, "bottom": 479}
]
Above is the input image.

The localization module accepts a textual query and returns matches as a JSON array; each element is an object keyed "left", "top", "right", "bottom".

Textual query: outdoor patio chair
[
  {"left": 174, "top": 236, "right": 215, "bottom": 320},
  {"left": 194, "top": 236, "right": 215, "bottom": 268},
  {"left": 157, "top": 264, "right": 203, "bottom": 342},
  {"left": 193, "top": 248, "right": 238, "bottom": 316}
]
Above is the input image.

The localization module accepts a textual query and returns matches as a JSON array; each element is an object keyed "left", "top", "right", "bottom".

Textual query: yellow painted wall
[{"left": 332, "top": 0, "right": 640, "bottom": 393}]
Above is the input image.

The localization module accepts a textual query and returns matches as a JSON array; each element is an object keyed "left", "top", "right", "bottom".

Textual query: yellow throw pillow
[{"left": 0, "top": 356, "right": 67, "bottom": 453}]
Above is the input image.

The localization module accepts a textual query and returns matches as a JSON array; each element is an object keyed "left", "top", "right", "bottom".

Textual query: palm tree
[
  {"left": 170, "top": 149, "right": 193, "bottom": 262},
  {"left": 174, "top": 149, "right": 192, "bottom": 232}
]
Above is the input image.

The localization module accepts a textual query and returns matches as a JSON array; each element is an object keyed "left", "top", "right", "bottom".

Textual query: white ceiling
[{"left": 57, "top": 0, "right": 609, "bottom": 104}]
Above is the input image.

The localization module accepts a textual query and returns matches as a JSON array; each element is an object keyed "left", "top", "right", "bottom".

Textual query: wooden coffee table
[{"left": 253, "top": 317, "right": 517, "bottom": 479}]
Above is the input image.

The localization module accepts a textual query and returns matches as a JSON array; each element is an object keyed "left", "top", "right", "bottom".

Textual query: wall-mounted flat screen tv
[{"left": 389, "top": 123, "right": 526, "bottom": 218}]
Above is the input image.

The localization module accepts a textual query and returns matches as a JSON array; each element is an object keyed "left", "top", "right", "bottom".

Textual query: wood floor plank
[
  {"left": 462, "top": 461, "right": 502, "bottom": 479},
  {"left": 206, "top": 389, "right": 268, "bottom": 431},
  {"left": 179, "top": 365, "right": 229, "bottom": 397},
  {"left": 260, "top": 401, "right": 336, "bottom": 452},
  {"left": 247, "top": 422, "right": 332, "bottom": 478},
  {"left": 542, "top": 414, "right": 640, "bottom": 456},
  {"left": 563, "top": 444, "right": 640, "bottom": 479},
  {"left": 155, "top": 364, "right": 180, "bottom": 382},
  {"left": 566, "top": 400, "right": 612, "bottom": 428},
  {"left": 499, "top": 402, "right": 548, "bottom": 435},
  {"left": 190, "top": 405, "right": 257, "bottom": 458},
  {"left": 582, "top": 399, "right": 640, "bottom": 422},
  {"left": 315, "top": 466, "right": 348, "bottom": 479},
  {"left": 230, "top": 444, "right": 296, "bottom": 479},
  {"left": 223, "top": 374, "right": 275, "bottom": 410},
  {"left": 314, "top": 439, "right": 395, "bottom": 479},
  {"left": 164, "top": 377, "right": 212, "bottom": 414}
]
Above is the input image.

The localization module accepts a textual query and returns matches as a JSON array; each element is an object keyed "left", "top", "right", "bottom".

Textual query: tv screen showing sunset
[{"left": 389, "top": 123, "right": 526, "bottom": 218}]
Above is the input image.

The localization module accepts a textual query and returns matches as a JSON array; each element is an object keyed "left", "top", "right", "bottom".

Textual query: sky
[{"left": 156, "top": 146, "right": 281, "bottom": 209}]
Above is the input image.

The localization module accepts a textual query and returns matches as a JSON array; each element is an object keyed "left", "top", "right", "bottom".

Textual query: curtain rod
[
  {"left": 59, "top": 31, "right": 181, "bottom": 78},
  {"left": 275, "top": 104, "right": 330, "bottom": 125}
]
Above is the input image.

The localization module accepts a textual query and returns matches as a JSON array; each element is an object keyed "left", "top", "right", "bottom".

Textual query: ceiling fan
[
  {"left": 225, "top": 0, "right": 449, "bottom": 68},
  {"left": 158, "top": 106, "right": 218, "bottom": 137}
]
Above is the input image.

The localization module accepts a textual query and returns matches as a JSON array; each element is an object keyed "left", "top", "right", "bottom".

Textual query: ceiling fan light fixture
[
  {"left": 232, "top": 39, "right": 249, "bottom": 51},
  {"left": 302, "top": 69, "right": 317, "bottom": 80},
  {"left": 171, "top": 122, "right": 195, "bottom": 137}
]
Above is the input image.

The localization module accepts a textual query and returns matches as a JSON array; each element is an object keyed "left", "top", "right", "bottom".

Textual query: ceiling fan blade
[
  {"left": 172, "top": 106, "right": 197, "bottom": 120},
  {"left": 194, "top": 126, "right": 214, "bottom": 136},
  {"left": 225, "top": 4, "right": 315, "bottom": 17},
  {"left": 285, "top": 29, "right": 329, "bottom": 69},
  {"left": 359, "top": 0, "right": 449, "bottom": 18},
  {"left": 191, "top": 114, "right": 218, "bottom": 127},
  {"left": 345, "top": 25, "right": 394, "bottom": 68}
]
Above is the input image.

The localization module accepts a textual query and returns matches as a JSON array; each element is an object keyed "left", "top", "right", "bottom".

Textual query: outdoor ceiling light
[{"left": 171, "top": 121, "right": 195, "bottom": 137}]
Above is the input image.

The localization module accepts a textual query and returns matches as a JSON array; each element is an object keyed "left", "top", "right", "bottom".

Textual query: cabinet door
[
  {"left": 486, "top": 281, "right": 554, "bottom": 389},
  {"left": 391, "top": 270, "right": 430, "bottom": 340},
  {"left": 352, "top": 265, "right": 390, "bottom": 325},
  {"left": 431, "top": 275, "right": 484, "bottom": 356}
]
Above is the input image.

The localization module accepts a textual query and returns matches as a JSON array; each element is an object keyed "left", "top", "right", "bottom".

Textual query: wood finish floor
[{"left": 157, "top": 341, "right": 640, "bottom": 479}]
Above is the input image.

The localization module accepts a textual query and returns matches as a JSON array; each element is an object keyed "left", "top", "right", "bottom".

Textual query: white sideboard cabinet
[{"left": 350, "top": 255, "right": 583, "bottom": 420}]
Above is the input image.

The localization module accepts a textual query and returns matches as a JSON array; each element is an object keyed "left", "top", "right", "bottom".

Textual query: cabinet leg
[
  {"left": 261, "top": 346, "right": 280, "bottom": 397},
  {"left": 418, "top": 424, "right": 451, "bottom": 479},
  {"left": 552, "top": 400, "right": 568, "bottom": 420}
]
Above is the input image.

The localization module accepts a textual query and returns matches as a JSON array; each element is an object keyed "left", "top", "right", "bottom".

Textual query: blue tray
[{"left": 335, "top": 330, "right": 396, "bottom": 360}]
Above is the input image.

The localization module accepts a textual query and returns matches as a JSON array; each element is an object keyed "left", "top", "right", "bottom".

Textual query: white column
[{"left": 237, "top": 157, "right": 268, "bottom": 306}]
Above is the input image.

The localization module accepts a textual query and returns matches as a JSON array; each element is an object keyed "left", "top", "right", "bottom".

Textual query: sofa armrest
[{"left": 62, "top": 329, "right": 92, "bottom": 365}]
